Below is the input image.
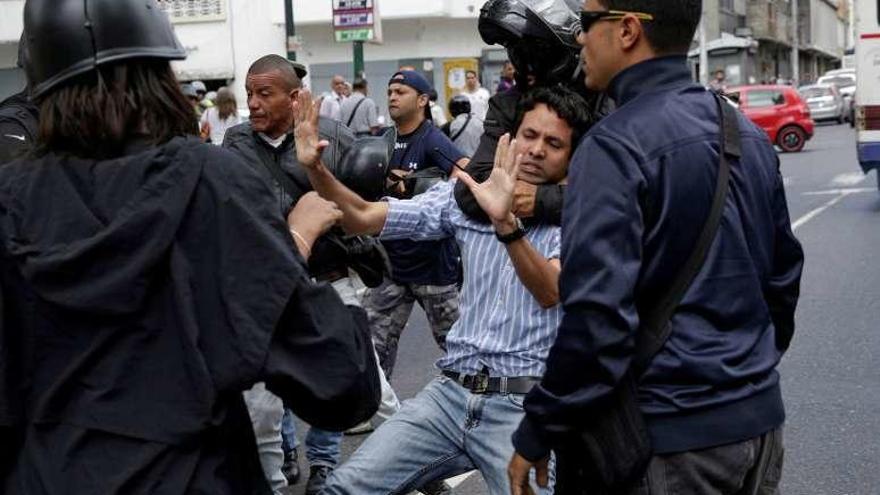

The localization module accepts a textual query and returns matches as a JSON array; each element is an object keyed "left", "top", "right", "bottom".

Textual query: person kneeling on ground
[{"left": 289, "top": 85, "right": 593, "bottom": 495}]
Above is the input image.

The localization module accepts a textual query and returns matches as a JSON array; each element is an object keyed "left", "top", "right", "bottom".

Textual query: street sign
[
  {"left": 333, "top": 0, "right": 382, "bottom": 44},
  {"left": 335, "top": 29, "right": 375, "bottom": 43}
]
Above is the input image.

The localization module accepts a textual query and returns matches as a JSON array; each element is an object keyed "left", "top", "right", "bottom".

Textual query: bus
[{"left": 855, "top": 0, "right": 880, "bottom": 190}]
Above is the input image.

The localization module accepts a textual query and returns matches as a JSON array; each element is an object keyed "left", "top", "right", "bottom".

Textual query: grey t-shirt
[
  {"left": 340, "top": 93, "right": 379, "bottom": 135},
  {"left": 448, "top": 113, "right": 484, "bottom": 158}
]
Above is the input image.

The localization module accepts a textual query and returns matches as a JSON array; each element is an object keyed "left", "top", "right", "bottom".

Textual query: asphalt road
[
  {"left": 290, "top": 122, "right": 880, "bottom": 495},
  {"left": 776, "top": 123, "right": 880, "bottom": 495}
]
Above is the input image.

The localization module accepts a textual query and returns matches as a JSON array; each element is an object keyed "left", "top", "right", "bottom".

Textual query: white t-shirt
[
  {"left": 319, "top": 92, "right": 345, "bottom": 121},
  {"left": 462, "top": 87, "right": 491, "bottom": 121},
  {"left": 199, "top": 107, "right": 242, "bottom": 146},
  {"left": 430, "top": 102, "right": 448, "bottom": 127}
]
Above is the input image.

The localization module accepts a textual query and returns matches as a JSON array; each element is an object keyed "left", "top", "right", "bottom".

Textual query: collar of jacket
[
  {"left": 607, "top": 55, "right": 693, "bottom": 107},
  {"left": 253, "top": 129, "right": 294, "bottom": 153}
]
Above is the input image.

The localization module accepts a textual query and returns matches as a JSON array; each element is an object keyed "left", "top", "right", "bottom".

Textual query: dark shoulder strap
[
  {"left": 633, "top": 94, "right": 740, "bottom": 375},
  {"left": 450, "top": 114, "right": 472, "bottom": 142},
  {"left": 346, "top": 98, "right": 367, "bottom": 127}
]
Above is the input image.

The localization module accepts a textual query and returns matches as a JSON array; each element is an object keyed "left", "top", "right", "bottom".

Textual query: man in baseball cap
[{"left": 388, "top": 70, "right": 434, "bottom": 121}]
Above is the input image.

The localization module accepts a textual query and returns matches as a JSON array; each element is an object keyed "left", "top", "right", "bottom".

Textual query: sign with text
[{"left": 333, "top": 0, "right": 382, "bottom": 44}]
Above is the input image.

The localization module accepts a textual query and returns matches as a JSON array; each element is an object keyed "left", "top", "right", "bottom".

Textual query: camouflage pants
[{"left": 363, "top": 278, "right": 460, "bottom": 379}]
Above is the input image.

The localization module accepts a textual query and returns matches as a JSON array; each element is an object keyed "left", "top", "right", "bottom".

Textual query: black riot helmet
[
  {"left": 333, "top": 127, "right": 397, "bottom": 202},
  {"left": 448, "top": 95, "right": 472, "bottom": 118},
  {"left": 479, "top": 0, "right": 582, "bottom": 87},
  {"left": 24, "top": 0, "right": 186, "bottom": 100}
]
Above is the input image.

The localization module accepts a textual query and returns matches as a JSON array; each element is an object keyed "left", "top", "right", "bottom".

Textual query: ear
[
  {"left": 618, "top": 15, "right": 643, "bottom": 51},
  {"left": 289, "top": 87, "right": 300, "bottom": 100},
  {"left": 418, "top": 94, "right": 429, "bottom": 108}
]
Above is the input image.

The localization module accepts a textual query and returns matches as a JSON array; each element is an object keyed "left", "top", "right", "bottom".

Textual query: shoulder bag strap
[
  {"left": 346, "top": 98, "right": 367, "bottom": 128},
  {"left": 633, "top": 93, "right": 741, "bottom": 375},
  {"left": 451, "top": 114, "right": 472, "bottom": 142}
]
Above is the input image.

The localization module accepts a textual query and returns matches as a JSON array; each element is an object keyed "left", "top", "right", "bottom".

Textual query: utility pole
[
  {"left": 699, "top": 16, "right": 709, "bottom": 85},
  {"left": 791, "top": 0, "right": 800, "bottom": 85},
  {"left": 284, "top": 0, "right": 296, "bottom": 61},
  {"left": 353, "top": 41, "right": 364, "bottom": 80}
]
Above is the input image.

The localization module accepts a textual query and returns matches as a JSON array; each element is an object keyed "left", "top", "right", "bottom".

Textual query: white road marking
[
  {"left": 803, "top": 187, "right": 876, "bottom": 196},
  {"left": 830, "top": 172, "right": 867, "bottom": 187},
  {"left": 792, "top": 192, "right": 854, "bottom": 231}
]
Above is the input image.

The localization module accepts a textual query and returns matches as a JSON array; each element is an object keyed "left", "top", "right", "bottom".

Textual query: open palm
[
  {"left": 292, "top": 89, "right": 329, "bottom": 169},
  {"left": 459, "top": 134, "right": 521, "bottom": 223}
]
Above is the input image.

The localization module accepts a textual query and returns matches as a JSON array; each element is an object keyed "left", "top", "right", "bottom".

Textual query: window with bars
[{"left": 158, "top": 0, "right": 226, "bottom": 23}]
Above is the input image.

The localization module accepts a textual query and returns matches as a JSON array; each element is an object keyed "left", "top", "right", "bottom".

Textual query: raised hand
[
  {"left": 458, "top": 133, "right": 522, "bottom": 225},
  {"left": 292, "top": 89, "right": 330, "bottom": 169}
]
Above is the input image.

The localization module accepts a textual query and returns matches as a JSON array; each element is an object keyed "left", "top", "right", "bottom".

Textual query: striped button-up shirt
[{"left": 381, "top": 181, "right": 562, "bottom": 378}]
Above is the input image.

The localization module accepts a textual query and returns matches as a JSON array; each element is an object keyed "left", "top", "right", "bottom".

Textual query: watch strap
[{"left": 495, "top": 218, "right": 526, "bottom": 244}]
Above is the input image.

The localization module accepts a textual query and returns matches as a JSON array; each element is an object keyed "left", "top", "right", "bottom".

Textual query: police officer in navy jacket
[{"left": 509, "top": 1, "right": 804, "bottom": 493}]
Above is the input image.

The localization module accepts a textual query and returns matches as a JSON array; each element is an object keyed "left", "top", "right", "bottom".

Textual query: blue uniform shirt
[{"left": 383, "top": 120, "right": 466, "bottom": 285}]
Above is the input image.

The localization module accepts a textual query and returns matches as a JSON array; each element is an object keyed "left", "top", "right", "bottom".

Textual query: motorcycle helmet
[
  {"left": 448, "top": 95, "right": 472, "bottom": 118},
  {"left": 479, "top": 0, "right": 583, "bottom": 87}
]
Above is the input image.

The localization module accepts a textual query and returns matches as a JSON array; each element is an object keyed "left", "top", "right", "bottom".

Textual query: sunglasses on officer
[{"left": 579, "top": 10, "right": 654, "bottom": 33}]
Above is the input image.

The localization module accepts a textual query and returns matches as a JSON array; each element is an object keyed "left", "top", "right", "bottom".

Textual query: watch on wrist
[{"left": 495, "top": 217, "right": 526, "bottom": 244}]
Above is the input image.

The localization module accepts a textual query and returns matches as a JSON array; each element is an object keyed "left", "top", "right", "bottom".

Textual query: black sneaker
[
  {"left": 305, "top": 465, "right": 333, "bottom": 495},
  {"left": 281, "top": 448, "right": 301, "bottom": 486},
  {"left": 420, "top": 479, "right": 454, "bottom": 495}
]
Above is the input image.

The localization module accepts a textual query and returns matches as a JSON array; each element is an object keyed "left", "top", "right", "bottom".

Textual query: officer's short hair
[
  {"left": 353, "top": 79, "right": 368, "bottom": 91},
  {"left": 514, "top": 86, "right": 593, "bottom": 150},
  {"left": 598, "top": 0, "right": 701, "bottom": 55},
  {"left": 247, "top": 55, "right": 302, "bottom": 91}
]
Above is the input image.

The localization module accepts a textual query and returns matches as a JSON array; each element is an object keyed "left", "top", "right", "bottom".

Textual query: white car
[
  {"left": 799, "top": 84, "right": 847, "bottom": 124},
  {"left": 818, "top": 72, "right": 856, "bottom": 122}
]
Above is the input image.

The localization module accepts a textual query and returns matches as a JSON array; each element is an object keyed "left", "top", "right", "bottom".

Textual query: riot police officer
[
  {"left": 0, "top": 1, "right": 380, "bottom": 493},
  {"left": 455, "top": 0, "right": 606, "bottom": 224}
]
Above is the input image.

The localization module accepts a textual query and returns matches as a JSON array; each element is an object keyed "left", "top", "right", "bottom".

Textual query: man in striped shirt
[{"left": 291, "top": 86, "right": 591, "bottom": 495}]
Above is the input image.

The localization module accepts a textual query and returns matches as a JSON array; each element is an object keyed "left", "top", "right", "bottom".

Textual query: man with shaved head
[{"left": 222, "top": 55, "right": 401, "bottom": 494}]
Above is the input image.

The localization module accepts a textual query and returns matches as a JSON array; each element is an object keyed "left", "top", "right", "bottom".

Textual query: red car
[{"left": 726, "top": 85, "right": 815, "bottom": 152}]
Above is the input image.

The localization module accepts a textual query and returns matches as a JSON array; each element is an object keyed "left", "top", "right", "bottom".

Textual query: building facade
[
  {"left": 293, "top": 0, "right": 500, "bottom": 122},
  {"left": 691, "top": 0, "right": 850, "bottom": 86},
  {"left": 0, "top": 0, "right": 502, "bottom": 120},
  {"left": 0, "top": 0, "right": 294, "bottom": 107}
]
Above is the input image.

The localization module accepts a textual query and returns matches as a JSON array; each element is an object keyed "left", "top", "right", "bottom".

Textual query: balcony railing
[{"left": 157, "top": 0, "right": 226, "bottom": 24}]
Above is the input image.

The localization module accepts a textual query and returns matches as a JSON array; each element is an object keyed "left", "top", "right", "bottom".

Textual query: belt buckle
[{"left": 470, "top": 373, "right": 489, "bottom": 394}]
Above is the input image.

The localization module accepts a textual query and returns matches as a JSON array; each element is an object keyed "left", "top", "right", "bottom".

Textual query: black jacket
[
  {"left": 0, "top": 137, "right": 380, "bottom": 494},
  {"left": 222, "top": 120, "right": 355, "bottom": 279},
  {"left": 514, "top": 57, "right": 804, "bottom": 460},
  {"left": 0, "top": 91, "right": 39, "bottom": 163}
]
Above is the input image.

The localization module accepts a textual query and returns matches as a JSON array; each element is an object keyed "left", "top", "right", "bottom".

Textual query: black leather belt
[{"left": 442, "top": 370, "right": 539, "bottom": 395}]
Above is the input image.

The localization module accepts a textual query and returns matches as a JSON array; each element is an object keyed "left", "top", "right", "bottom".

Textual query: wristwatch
[{"left": 495, "top": 217, "right": 526, "bottom": 244}]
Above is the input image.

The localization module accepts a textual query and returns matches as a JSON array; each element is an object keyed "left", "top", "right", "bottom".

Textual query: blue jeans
[
  {"left": 323, "top": 376, "right": 554, "bottom": 495},
  {"left": 281, "top": 408, "right": 343, "bottom": 468}
]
